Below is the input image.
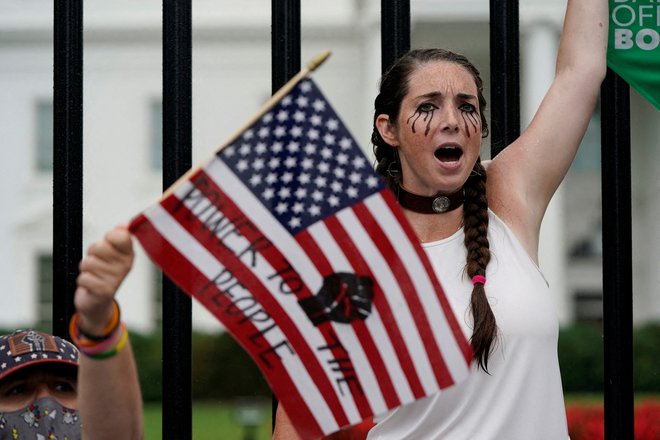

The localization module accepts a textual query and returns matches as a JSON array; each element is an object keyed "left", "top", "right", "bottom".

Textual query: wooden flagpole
[{"left": 161, "top": 50, "right": 331, "bottom": 198}]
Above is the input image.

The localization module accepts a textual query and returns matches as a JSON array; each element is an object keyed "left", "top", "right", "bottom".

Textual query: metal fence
[{"left": 52, "top": 1, "right": 633, "bottom": 438}]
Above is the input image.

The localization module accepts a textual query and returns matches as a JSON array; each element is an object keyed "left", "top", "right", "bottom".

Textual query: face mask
[{"left": 0, "top": 396, "right": 81, "bottom": 440}]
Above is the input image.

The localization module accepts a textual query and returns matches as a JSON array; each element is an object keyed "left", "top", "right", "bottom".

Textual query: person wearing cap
[{"left": 0, "top": 226, "right": 143, "bottom": 440}]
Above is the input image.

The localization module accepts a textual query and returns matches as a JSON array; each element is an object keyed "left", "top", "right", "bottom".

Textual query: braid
[{"left": 463, "top": 159, "right": 496, "bottom": 372}]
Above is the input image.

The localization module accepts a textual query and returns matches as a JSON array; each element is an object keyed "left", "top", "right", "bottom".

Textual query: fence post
[
  {"left": 381, "top": 0, "right": 410, "bottom": 73},
  {"left": 162, "top": 1, "right": 193, "bottom": 438},
  {"left": 600, "top": 69, "right": 634, "bottom": 440},
  {"left": 52, "top": 0, "right": 84, "bottom": 338},
  {"left": 271, "top": 0, "right": 301, "bottom": 426},
  {"left": 489, "top": 0, "right": 520, "bottom": 157}
]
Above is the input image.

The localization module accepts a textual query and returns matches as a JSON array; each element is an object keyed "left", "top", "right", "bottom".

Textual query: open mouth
[{"left": 434, "top": 146, "right": 463, "bottom": 163}]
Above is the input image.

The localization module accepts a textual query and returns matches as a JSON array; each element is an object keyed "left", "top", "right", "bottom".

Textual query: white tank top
[{"left": 367, "top": 211, "right": 568, "bottom": 440}]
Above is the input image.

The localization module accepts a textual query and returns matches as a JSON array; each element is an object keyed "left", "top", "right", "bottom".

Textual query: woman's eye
[
  {"left": 460, "top": 103, "right": 476, "bottom": 113},
  {"left": 418, "top": 103, "right": 436, "bottom": 113}
]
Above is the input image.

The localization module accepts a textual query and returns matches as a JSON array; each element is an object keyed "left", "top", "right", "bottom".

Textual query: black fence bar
[
  {"left": 272, "top": 0, "right": 301, "bottom": 92},
  {"left": 271, "top": 0, "right": 301, "bottom": 424},
  {"left": 52, "top": 0, "right": 84, "bottom": 338},
  {"left": 489, "top": 0, "right": 520, "bottom": 157},
  {"left": 162, "top": 1, "right": 193, "bottom": 438},
  {"left": 600, "top": 69, "right": 634, "bottom": 440},
  {"left": 380, "top": 0, "right": 410, "bottom": 73}
]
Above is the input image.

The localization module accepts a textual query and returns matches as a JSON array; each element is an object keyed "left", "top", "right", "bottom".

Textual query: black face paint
[
  {"left": 407, "top": 105, "right": 436, "bottom": 136},
  {"left": 461, "top": 109, "right": 480, "bottom": 138}
]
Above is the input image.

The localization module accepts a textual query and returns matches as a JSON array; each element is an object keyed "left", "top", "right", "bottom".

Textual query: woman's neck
[{"left": 403, "top": 207, "right": 464, "bottom": 243}]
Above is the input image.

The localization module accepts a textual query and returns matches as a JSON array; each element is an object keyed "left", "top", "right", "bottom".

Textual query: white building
[{"left": 0, "top": 0, "right": 658, "bottom": 334}]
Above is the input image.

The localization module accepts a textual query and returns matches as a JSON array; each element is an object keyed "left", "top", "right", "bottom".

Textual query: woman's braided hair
[{"left": 372, "top": 48, "right": 496, "bottom": 371}]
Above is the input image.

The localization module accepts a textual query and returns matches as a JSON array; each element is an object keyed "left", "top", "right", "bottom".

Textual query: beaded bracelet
[{"left": 71, "top": 322, "right": 129, "bottom": 360}]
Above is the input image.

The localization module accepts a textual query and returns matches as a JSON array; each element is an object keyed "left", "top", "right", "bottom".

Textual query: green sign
[{"left": 608, "top": 0, "right": 660, "bottom": 110}]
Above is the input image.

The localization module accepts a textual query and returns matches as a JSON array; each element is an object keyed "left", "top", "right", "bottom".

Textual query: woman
[{"left": 274, "top": 0, "right": 608, "bottom": 438}]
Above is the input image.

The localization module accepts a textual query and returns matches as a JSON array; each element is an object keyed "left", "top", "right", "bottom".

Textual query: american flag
[{"left": 129, "top": 77, "right": 472, "bottom": 439}]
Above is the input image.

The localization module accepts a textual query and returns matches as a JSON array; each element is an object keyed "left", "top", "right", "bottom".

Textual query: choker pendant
[{"left": 396, "top": 186, "right": 464, "bottom": 214}]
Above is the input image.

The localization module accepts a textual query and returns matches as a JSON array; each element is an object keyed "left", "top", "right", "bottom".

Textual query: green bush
[
  {"left": 634, "top": 322, "right": 660, "bottom": 392},
  {"left": 558, "top": 321, "right": 660, "bottom": 394},
  {"left": 558, "top": 323, "right": 604, "bottom": 393},
  {"left": 129, "top": 330, "right": 270, "bottom": 402}
]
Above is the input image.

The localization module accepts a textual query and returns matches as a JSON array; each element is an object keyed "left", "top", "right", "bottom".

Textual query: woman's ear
[{"left": 375, "top": 114, "right": 399, "bottom": 147}]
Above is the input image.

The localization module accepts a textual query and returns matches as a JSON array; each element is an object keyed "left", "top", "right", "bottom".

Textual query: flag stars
[
  {"left": 339, "top": 137, "right": 353, "bottom": 149},
  {"left": 326, "top": 119, "right": 339, "bottom": 131},
  {"left": 336, "top": 153, "right": 349, "bottom": 165},
  {"left": 255, "top": 142, "right": 268, "bottom": 154},
  {"left": 321, "top": 147, "right": 333, "bottom": 159},
  {"left": 323, "top": 134, "right": 336, "bottom": 145},
  {"left": 309, "top": 204, "right": 321, "bottom": 216},
  {"left": 274, "top": 126, "right": 287, "bottom": 138},
  {"left": 292, "top": 202, "right": 304, "bottom": 214},
  {"left": 288, "top": 217, "right": 302, "bottom": 229},
  {"left": 296, "top": 96, "right": 309, "bottom": 108},
  {"left": 328, "top": 195, "right": 340, "bottom": 207},
  {"left": 312, "top": 190, "right": 324, "bottom": 201},
  {"left": 281, "top": 96, "right": 292, "bottom": 106},
  {"left": 284, "top": 157, "right": 297, "bottom": 168},
  {"left": 318, "top": 162, "right": 330, "bottom": 174},
  {"left": 293, "top": 110, "right": 306, "bottom": 122},
  {"left": 262, "top": 112, "right": 273, "bottom": 123},
  {"left": 349, "top": 172, "right": 362, "bottom": 184},
  {"left": 347, "top": 186, "right": 359, "bottom": 198},
  {"left": 301, "top": 157, "right": 314, "bottom": 170},
  {"left": 281, "top": 172, "right": 294, "bottom": 183},
  {"left": 258, "top": 127, "right": 270, "bottom": 139},
  {"left": 278, "top": 187, "right": 291, "bottom": 199},
  {"left": 224, "top": 146, "right": 236, "bottom": 157},
  {"left": 298, "top": 173, "right": 311, "bottom": 185},
  {"left": 244, "top": 129, "right": 255, "bottom": 140},
  {"left": 295, "top": 187, "right": 307, "bottom": 199},
  {"left": 366, "top": 175, "right": 380, "bottom": 188},
  {"left": 276, "top": 110, "right": 289, "bottom": 122},
  {"left": 290, "top": 126, "right": 303, "bottom": 138},
  {"left": 269, "top": 157, "right": 281, "bottom": 169},
  {"left": 310, "top": 114, "right": 322, "bottom": 126},
  {"left": 352, "top": 156, "right": 366, "bottom": 169},
  {"left": 287, "top": 141, "right": 300, "bottom": 153},
  {"left": 315, "top": 176, "right": 327, "bottom": 187},
  {"left": 249, "top": 174, "right": 262, "bottom": 187},
  {"left": 331, "top": 181, "right": 343, "bottom": 193},
  {"left": 300, "top": 81, "right": 312, "bottom": 93},
  {"left": 252, "top": 158, "right": 265, "bottom": 171},
  {"left": 31, "top": 353, "right": 38, "bottom": 359},
  {"left": 272, "top": 142, "right": 284, "bottom": 154},
  {"left": 263, "top": 188, "right": 275, "bottom": 200},
  {"left": 239, "top": 143, "right": 251, "bottom": 156},
  {"left": 276, "top": 202, "right": 288, "bottom": 214},
  {"left": 333, "top": 168, "right": 346, "bottom": 179},
  {"left": 313, "top": 99, "right": 326, "bottom": 112},
  {"left": 308, "top": 129, "right": 320, "bottom": 140},
  {"left": 237, "top": 160, "right": 249, "bottom": 172},
  {"left": 304, "top": 143, "right": 317, "bottom": 155},
  {"left": 266, "top": 173, "right": 278, "bottom": 185}
]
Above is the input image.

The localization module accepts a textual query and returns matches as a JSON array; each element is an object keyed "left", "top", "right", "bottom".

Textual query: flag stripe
[
  {"left": 157, "top": 190, "right": 352, "bottom": 427},
  {"left": 350, "top": 199, "right": 455, "bottom": 389},
  {"left": 367, "top": 193, "right": 472, "bottom": 382},
  {"left": 324, "top": 213, "right": 401, "bottom": 408},
  {"left": 185, "top": 168, "right": 366, "bottom": 424},
  {"left": 130, "top": 212, "right": 327, "bottom": 438}
]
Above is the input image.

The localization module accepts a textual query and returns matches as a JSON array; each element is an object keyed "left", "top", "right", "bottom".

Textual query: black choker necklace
[{"left": 396, "top": 186, "right": 464, "bottom": 214}]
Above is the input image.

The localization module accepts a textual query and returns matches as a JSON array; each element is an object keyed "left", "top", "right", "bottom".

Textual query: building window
[
  {"left": 36, "top": 254, "right": 53, "bottom": 329},
  {"left": 574, "top": 290, "right": 603, "bottom": 324},
  {"left": 35, "top": 100, "right": 54, "bottom": 172},
  {"left": 150, "top": 99, "right": 162, "bottom": 170}
]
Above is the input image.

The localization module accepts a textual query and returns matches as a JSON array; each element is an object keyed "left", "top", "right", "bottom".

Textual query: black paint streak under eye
[
  {"left": 461, "top": 111, "right": 479, "bottom": 138},
  {"left": 407, "top": 108, "right": 436, "bottom": 136}
]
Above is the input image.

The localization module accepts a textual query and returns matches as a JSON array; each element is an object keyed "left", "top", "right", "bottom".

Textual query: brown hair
[{"left": 372, "top": 48, "right": 496, "bottom": 371}]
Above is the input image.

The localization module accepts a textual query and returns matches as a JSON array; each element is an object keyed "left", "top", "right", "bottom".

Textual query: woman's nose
[{"left": 440, "top": 108, "right": 460, "bottom": 132}]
